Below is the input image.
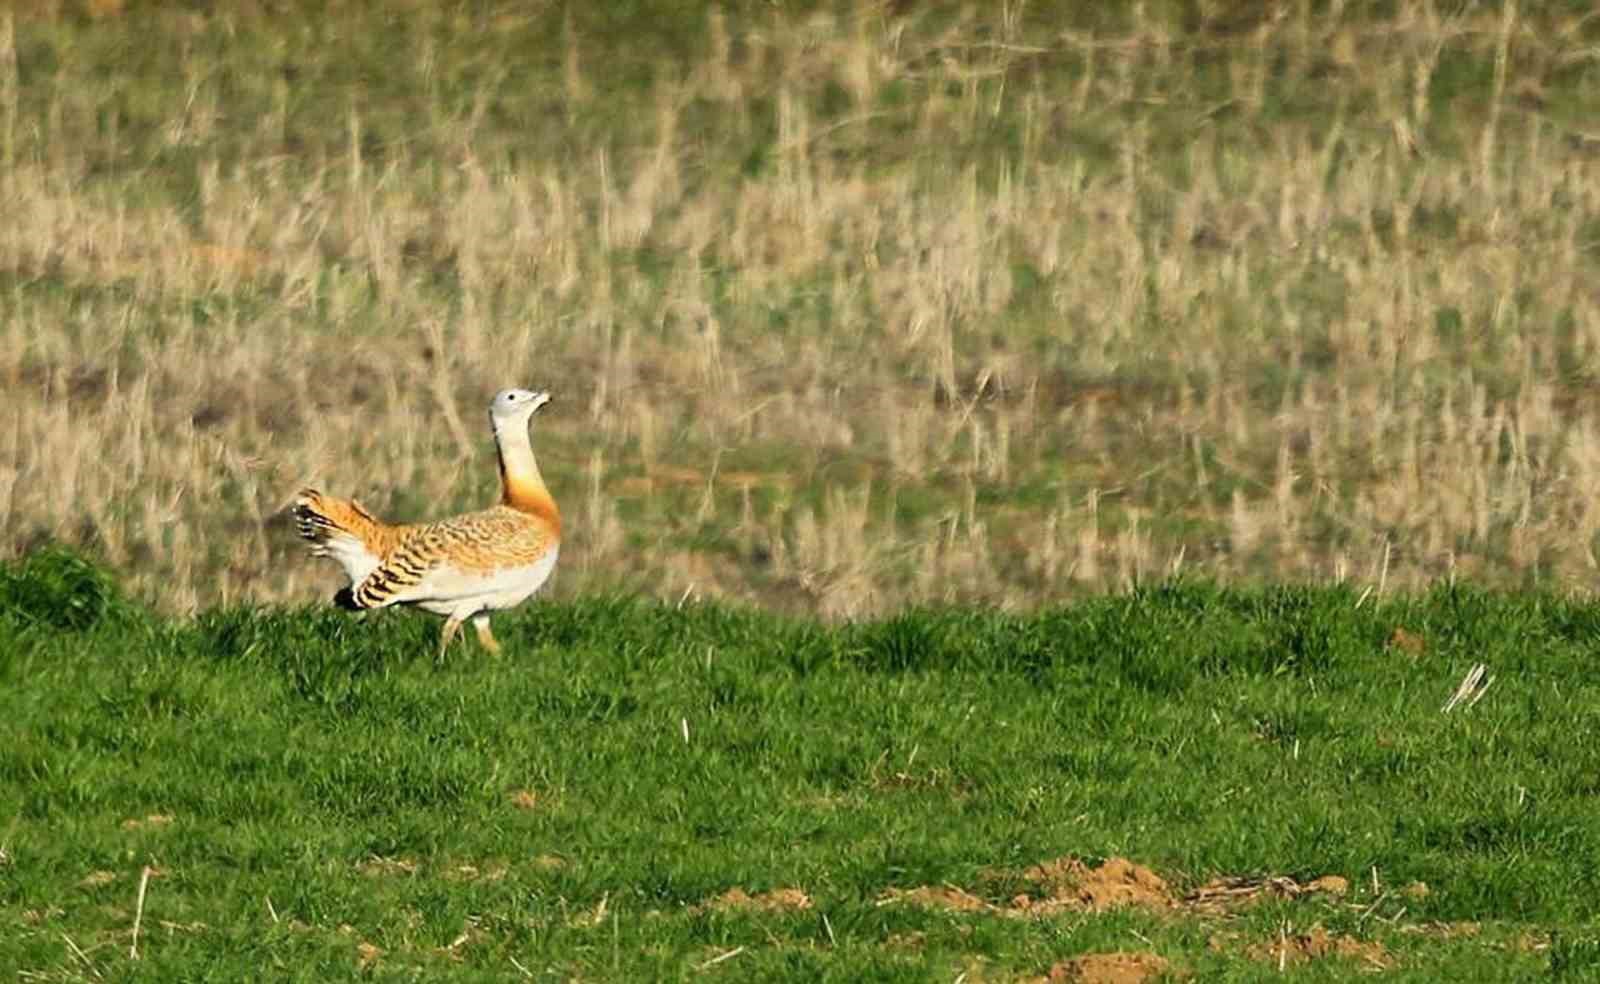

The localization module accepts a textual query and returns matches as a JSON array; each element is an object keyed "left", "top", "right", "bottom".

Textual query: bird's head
[{"left": 488, "top": 388, "right": 552, "bottom": 432}]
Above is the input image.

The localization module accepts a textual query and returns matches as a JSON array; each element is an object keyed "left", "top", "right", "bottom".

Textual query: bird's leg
[
  {"left": 473, "top": 614, "right": 502, "bottom": 655},
  {"left": 437, "top": 614, "right": 465, "bottom": 660}
]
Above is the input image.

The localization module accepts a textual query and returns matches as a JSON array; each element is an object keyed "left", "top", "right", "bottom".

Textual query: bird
[{"left": 292, "top": 388, "right": 560, "bottom": 659}]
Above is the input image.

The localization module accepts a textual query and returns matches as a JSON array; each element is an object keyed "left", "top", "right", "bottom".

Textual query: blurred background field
[{"left": 3, "top": 0, "right": 1600, "bottom": 616}]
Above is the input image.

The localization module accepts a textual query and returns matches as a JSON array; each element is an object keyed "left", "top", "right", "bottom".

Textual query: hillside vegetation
[{"left": 3, "top": 2, "right": 1600, "bottom": 615}]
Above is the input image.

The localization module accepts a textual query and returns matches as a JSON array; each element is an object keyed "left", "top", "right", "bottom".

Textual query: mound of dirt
[
  {"left": 1184, "top": 873, "right": 1348, "bottom": 912},
  {"left": 1023, "top": 857, "right": 1176, "bottom": 912},
  {"left": 885, "top": 858, "right": 1176, "bottom": 917},
  {"left": 1031, "top": 951, "right": 1171, "bottom": 984},
  {"left": 1387, "top": 627, "right": 1427, "bottom": 655},
  {"left": 882, "top": 857, "right": 1367, "bottom": 933},
  {"left": 705, "top": 887, "right": 813, "bottom": 912},
  {"left": 355, "top": 940, "right": 383, "bottom": 969},
  {"left": 879, "top": 884, "right": 993, "bottom": 913},
  {"left": 1248, "top": 925, "right": 1389, "bottom": 970}
]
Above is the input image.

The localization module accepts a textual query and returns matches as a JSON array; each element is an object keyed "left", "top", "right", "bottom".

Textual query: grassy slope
[{"left": 3, "top": 550, "right": 1599, "bottom": 979}]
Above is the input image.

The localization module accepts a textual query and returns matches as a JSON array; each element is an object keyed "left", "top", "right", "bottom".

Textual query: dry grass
[{"left": 2, "top": 1, "right": 1599, "bottom": 616}]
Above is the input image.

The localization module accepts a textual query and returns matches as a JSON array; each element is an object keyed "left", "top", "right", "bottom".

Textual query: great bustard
[{"left": 293, "top": 388, "right": 560, "bottom": 658}]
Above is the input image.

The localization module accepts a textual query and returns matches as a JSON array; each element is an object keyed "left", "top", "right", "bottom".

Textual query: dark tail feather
[{"left": 333, "top": 586, "right": 361, "bottom": 611}]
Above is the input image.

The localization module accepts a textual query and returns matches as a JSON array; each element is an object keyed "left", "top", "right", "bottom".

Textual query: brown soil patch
[
  {"left": 1184, "top": 873, "right": 1348, "bottom": 912},
  {"left": 892, "top": 858, "right": 1355, "bottom": 919},
  {"left": 1248, "top": 926, "right": 1389, "bottom": 970},
  {"left": 885, "top": 858, "right": 1175, "bottom": 917},
  {"left": 1024, "top": 857, "right": 1175, "bottom": 912},
  {"left": 880, "top": 855, "right": 1372, "bottom": 960},
  {"left": 705, "top": 887, "right": 813, "bottom": 913},
  {"left": 1387, "top": 627, "right": 1427, "bottom": 655},
  {"left": 881, "top": 884, "right": 994, "bottom": 913},
  {"left": 355, "top": 940, "right": 383, "bottom": 969},
  {"left": 1032, "top": 951, "right": 1171, "bottom": 984}
]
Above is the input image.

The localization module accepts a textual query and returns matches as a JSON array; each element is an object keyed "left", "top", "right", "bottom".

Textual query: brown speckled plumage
[{"left": 293, "top": 389, "right": 561, "bottom": 658}]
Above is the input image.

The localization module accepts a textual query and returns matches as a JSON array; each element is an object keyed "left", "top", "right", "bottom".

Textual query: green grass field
[
  {"left": 5, "top": 548, "right": 1600, "bottom": 980},
  {"left": 8, "top": 2, "right": 1600, "bottom": 979}
]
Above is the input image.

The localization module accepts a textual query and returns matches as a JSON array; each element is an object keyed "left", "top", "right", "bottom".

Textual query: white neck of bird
[{"left": 493, "top": 416, "right": 553, "bottom": 515}]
